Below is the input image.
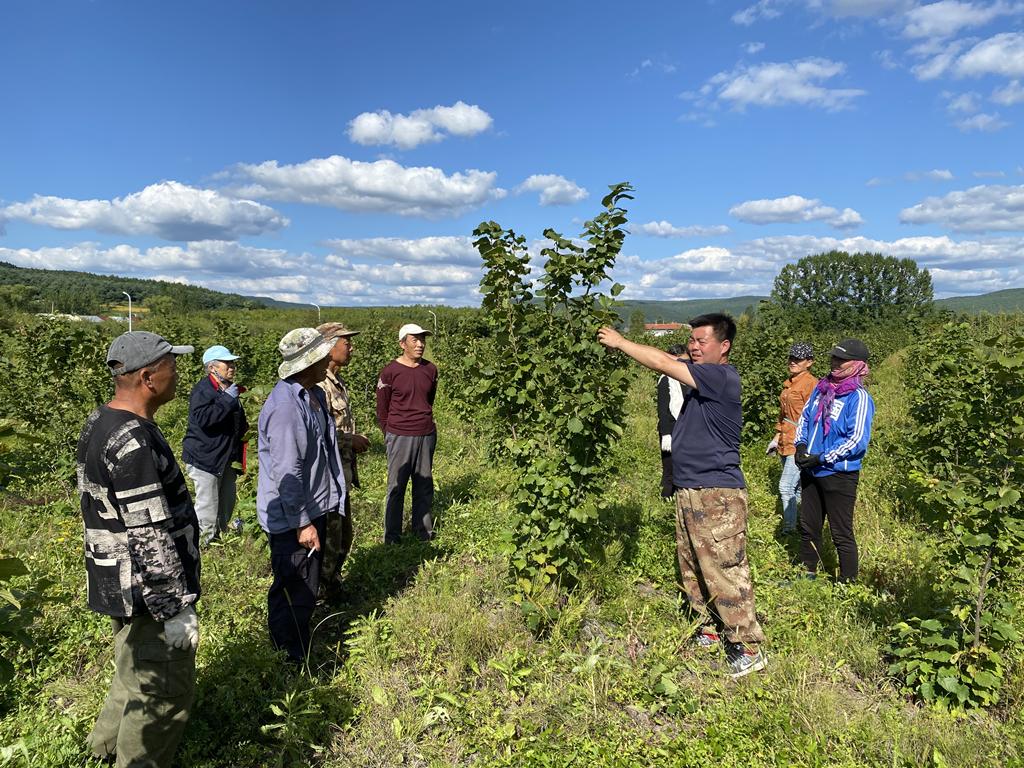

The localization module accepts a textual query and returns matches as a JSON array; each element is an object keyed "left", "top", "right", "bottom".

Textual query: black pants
[
  {"left": 799, "top": 470, "right": 860, "bottom": 582},
  {"left": 267, "top": 515, "right": 327, "bottom": 662},
  {"left": 660, "top": 450, "right": 674, "bottom": 499}
]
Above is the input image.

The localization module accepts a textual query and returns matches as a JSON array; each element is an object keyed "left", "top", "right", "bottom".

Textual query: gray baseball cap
[{"left": 107, "top": 331, "right": 194, "bottom": 376}]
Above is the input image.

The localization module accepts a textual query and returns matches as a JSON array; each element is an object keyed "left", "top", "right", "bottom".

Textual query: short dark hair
[
  {"left": 666, "top": 344, "right": 687, "bottom": 356},
  {"left": 688, "top": 313, "right": 736, "bottom": 344}
]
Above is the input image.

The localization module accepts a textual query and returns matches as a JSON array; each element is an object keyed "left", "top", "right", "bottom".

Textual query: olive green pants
[{"left": 87, "top": 614, "right": 196, "bottom": 768}]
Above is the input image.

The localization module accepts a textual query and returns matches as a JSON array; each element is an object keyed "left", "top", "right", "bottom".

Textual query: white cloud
[
  {"left": 900, "top": 184, "right": 1024, "bottom": 231},
  {"left": 945, "top": 91, "right": 981, "bottom": 112},
  {"left": 903, "top": 1, "right": 1020, "bottom": 39},
  {"left": 0, "top": 240, "right": 303, "bottom": 278},
  {"left": 829, "top": 208, "right": 866, "bottom": 228},
  {"left": 0, "top": 181, "right": 288, "bottom": 241},
  {"left": 628, "top": 57, "right": 678, "bottom": 76},
  {"left": 954, "top": 32, "right": 1024, "bottom": 77},
  {"left": 875, "top": 50, "right": 901, "bottom": 69},
  {"left": 905, "top": 168, "right": 956, "bottom": 180},
  {"left": 612, "top": 229, "right": 1024, "bottom": 300},
  {"left": 744, "top": 41, "right": 767, "bottom": 54},
  {"left": 956, "top": 111, "right": 1009, "bottom": 131},
  {"left": 634, "top": 220, "right": 731, "bottom": 237},
  {"left": 226, "top": 155, "right": 505, "bottom": 217},
  {"left": 323, "top": 236, "right": 480, "bottom": 266},
  {"left": 823, "top": 0, "right": 916, "bottom": 17},
  {"left": 729, "top": 194, "right": 864, "bottom": 228},
  {"left": 346, "top": 101, "right": 493, "bottom": 150},
  {"left": 515, "top": 174, "right": 589, "bottom": 206},
  {"left": 992, "top": 79, "right": 1024, "bottom": 104},
  {"left": 732, "top": 233, "right": 1024, "bottom": 294},
  {"left": 346, "top": 262, "right": 478, "bottom": 287},
  {"left": 733, "top": 0, "right": 783, "bottom": 26},
  {"left": 696, "top": 58, "right": 866, "bottom": 111},
  {"left": 973, "top": 169, "right": 1006, "bottom": 177},
  {"left": 910, "top": 39, "right": 967, "bottom": 79},
  {"left": 0, "top": 239, "right": 485, "bottom": 307}
]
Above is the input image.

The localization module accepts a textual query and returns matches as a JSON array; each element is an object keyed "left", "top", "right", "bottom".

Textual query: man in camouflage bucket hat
[
  {"left": 78, "top": 331, "right": 200, "bottom": 767},
  {"left": 598, "top": 314, "right": 767, "bottom": 678},
  {"left": 316, "top": 321, "right": 369, "bottom": 602},
  {"left": 257, "top": 328, "right": 346, "bottom": 662}
]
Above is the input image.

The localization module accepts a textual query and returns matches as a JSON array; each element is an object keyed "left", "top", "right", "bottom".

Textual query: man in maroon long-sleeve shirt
[{"left": 376, "top": 323, "right": 439, "bottom": 544}]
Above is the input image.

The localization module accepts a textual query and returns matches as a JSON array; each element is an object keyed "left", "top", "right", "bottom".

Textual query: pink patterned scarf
[{"left": 813, "top": 361, "right": 869, "bottom": 436}]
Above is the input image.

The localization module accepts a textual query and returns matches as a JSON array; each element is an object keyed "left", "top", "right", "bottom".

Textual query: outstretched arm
[{"left": 597, "top": 327, "right": 697, "bottom": 390}]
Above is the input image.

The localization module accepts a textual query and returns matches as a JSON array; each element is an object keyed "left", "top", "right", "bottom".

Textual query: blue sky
[{"left": 1, "top": 0, "right": 1022, "bottom": 306}]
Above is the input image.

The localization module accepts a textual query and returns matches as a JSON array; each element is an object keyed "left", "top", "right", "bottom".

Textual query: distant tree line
[{"left": 0, "top": 262, "right": 261, "bottom": 315}]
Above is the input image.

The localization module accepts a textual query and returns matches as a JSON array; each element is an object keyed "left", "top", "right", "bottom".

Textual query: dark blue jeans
[{"left": 267, "top": 515, "right": 327, "bottom": 662}]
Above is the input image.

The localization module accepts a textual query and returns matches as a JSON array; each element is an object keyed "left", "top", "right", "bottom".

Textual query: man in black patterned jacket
[{"left": 77, "top": 331, "right": 201, "bottom": 768}]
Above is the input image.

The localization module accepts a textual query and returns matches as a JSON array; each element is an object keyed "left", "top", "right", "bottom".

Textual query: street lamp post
[
  {"left": 122, "top": 291, "right": 133, "bottom": 332},
  {"left": 312, "top": 303, "right": 321, "bottom": 324},
  {"left": 427, "top": 309, "right": 437, "bottom": 334}
]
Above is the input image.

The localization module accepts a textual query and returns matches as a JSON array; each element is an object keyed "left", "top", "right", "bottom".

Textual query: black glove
[{"left": 794, "top": 444, "right": 820, "bottom": 469}]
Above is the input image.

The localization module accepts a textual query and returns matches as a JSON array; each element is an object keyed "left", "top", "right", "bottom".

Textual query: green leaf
[
  {"left": 0, "top": 557, "right": 28, "bottom": 581},
  {"left": 937, "top": 676, "right": 963, "bottom": 694}
]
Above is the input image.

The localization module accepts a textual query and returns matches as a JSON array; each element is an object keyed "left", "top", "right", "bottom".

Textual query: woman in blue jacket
[
  {"left": 793, "top": 338, "right": 875, "bottom": 582},
  {"left": 182, "top": 345, "right": 249, "bottom": 546}
]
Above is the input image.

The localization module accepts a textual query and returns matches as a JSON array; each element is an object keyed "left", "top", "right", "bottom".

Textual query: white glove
[
  {"left": 660, "top": 434, "right": 672, "bottom": 452},
  {"left": 224, "top": 384, "right": 240, "bottom": 398},
  {"left": 766, "top": 436, "right": 779, "bottom": 455},
  {"left": 164, "top": 606, "right": 199, "bottom": 651}
]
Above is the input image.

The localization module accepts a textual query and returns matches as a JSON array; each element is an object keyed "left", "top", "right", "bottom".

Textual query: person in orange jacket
[{"left": 766, "top": 342, "right": 817, "bottom": 534}]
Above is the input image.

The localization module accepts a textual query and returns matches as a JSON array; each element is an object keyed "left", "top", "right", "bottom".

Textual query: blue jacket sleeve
[
  {"left": 821, "top": 389, "right": 874, "bottom": 465},
  {"left": 188, "top": 379, "right": 236, "bottom": 429}
]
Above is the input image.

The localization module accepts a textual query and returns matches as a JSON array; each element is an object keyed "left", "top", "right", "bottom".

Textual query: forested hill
[
  {"left": 0, "top": 262, "right": 260, "bottom": 313},
  {"left": 617, "top": 296, "right": 766, "bottom": 323},
  {"left": 935, "top": 288, "right": 1024, "bottom": 314}
]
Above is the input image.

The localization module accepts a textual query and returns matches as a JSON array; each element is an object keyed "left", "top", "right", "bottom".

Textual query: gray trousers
[
  {"left": 384, "top": 432, "right": 436, "bottom": 544},
  {"left": 88, "top": 614, "right": 196, "bottom": 768},
  {"left": 185, "top": 464, "right": 237, "bottom": 546}
]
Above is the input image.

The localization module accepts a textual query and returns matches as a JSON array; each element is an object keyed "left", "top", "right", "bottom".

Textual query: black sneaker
[
  {"left": 692, "top": 628, "right": 721, "bottom": 650},
  {"left": 726, "top": 643, "right": 767, "bottom": 678}
]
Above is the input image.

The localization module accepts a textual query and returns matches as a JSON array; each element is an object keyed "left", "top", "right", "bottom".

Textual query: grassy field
[{"left": 1, "top": 351, "right": 1022, "bottom": 767}]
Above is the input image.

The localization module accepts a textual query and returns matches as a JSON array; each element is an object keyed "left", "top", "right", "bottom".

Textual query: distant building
[
  {"left": 36, "top": 313, "right": 103, "bottom": 324},
  {"left": 644, "top": 322, "right": 686, "bottom": 337}
]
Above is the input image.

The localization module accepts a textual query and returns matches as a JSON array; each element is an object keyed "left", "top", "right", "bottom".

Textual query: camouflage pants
[
  {"left": 320, "top": 493, "right": 353, "bottom": 594},
  {"left": 675, "top": 488, "right": 765, "bottom": 646}
]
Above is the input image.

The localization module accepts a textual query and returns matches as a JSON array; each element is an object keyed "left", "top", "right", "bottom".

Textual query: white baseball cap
[{"left": 398, "top": 323, "right": 433, "bottom": 341}]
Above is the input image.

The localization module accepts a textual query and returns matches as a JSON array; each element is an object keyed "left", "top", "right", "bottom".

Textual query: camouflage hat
[
  {"left": 787, "top": 341, "right": 814, "bottom": 360},
  {"left": 277, "top": 328, "right": 335, "bottom": 380},
  {"left": 316, "top": 322, "right": 360, "bottom": 341}
]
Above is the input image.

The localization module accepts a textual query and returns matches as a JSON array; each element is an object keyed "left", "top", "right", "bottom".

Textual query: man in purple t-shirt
[
  {"left": 598, "top": 313, "right": 766, "bottom": 679},
  {"left": 376, "top": 323, "right": 439, "bottom": 544}
]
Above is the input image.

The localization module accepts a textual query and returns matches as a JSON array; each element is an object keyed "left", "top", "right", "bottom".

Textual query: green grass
[{"left": 1, "top": 360, "right": 1022, "bottom": 767}]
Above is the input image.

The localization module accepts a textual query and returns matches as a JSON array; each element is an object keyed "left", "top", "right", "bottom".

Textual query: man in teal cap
[{"left": 182, "top": 344, "right": 249, "bottom": 545}]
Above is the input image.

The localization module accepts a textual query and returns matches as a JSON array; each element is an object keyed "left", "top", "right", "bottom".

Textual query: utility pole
[{"left": 122, "top": 291, "right": 133, "bottom": 332}]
